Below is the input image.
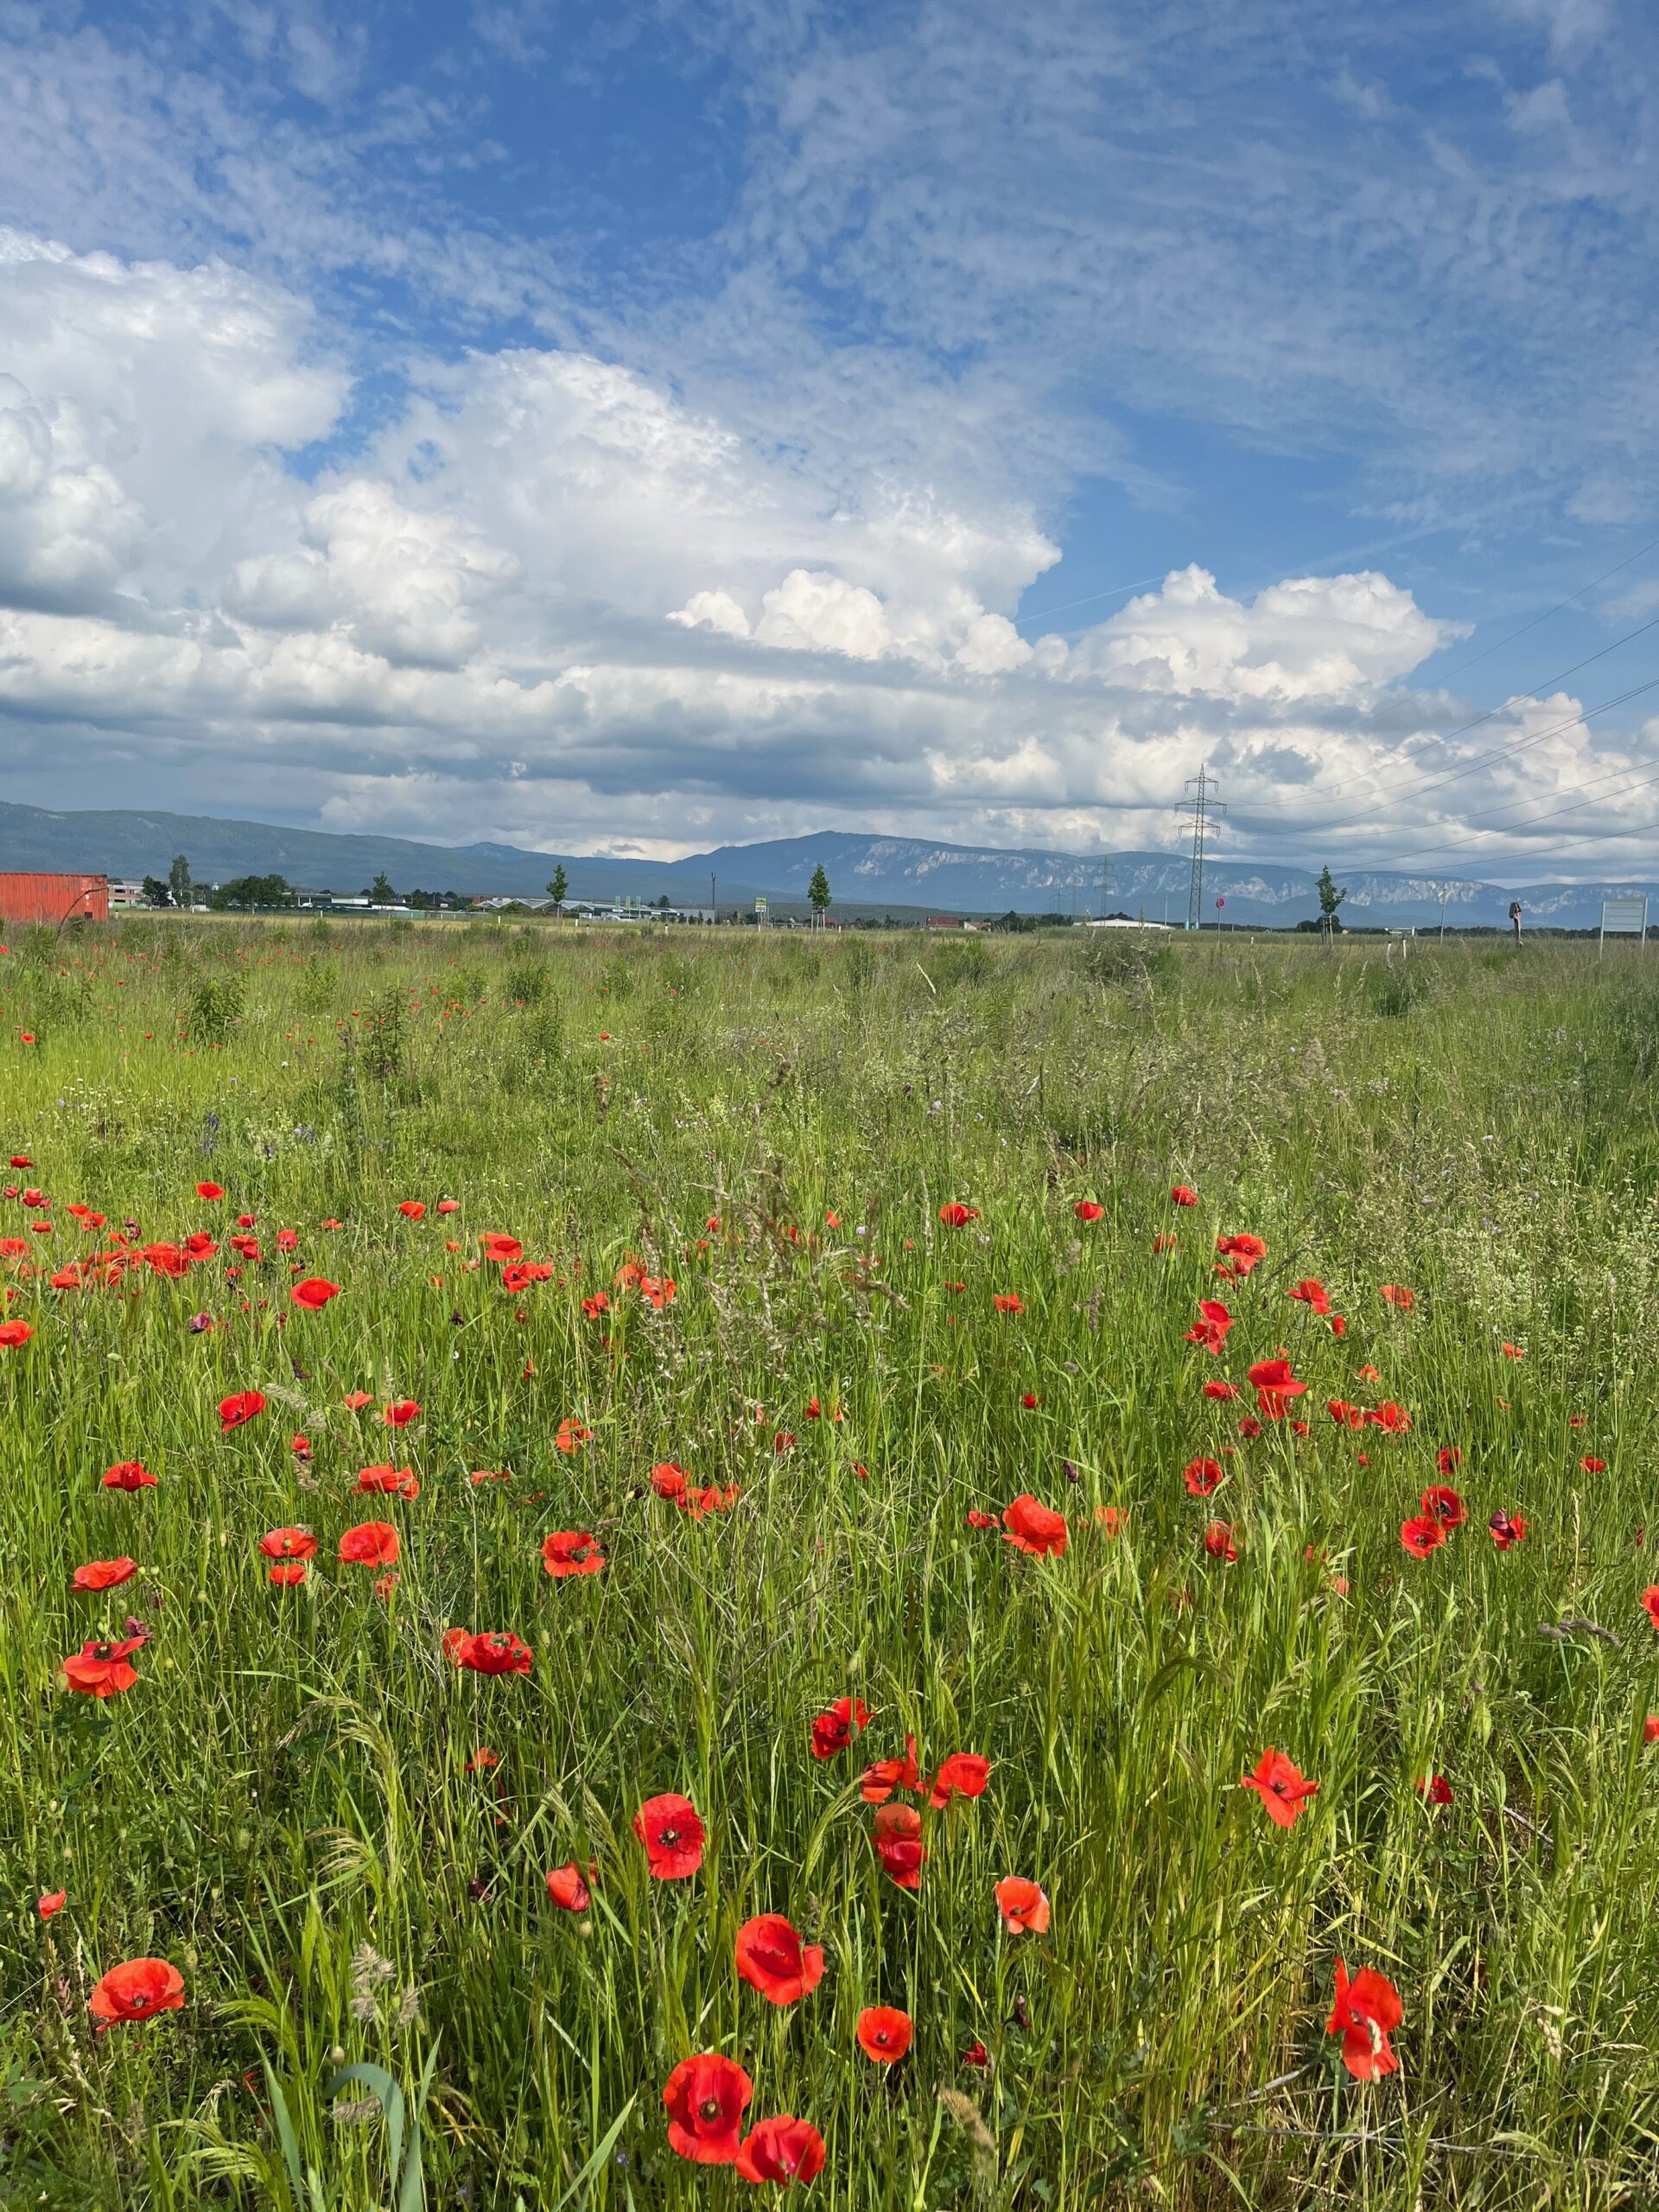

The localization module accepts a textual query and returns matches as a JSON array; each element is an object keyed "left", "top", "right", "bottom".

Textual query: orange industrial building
[{"left": 0, "top": 873, "right": 110, "bottom": 926}]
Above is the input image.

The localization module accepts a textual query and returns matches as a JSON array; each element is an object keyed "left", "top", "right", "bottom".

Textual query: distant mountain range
[{"left": 0, "top": 801, "right": 1652, "bottom": 931}]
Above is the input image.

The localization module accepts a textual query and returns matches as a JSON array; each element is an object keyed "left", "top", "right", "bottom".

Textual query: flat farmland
[{"left": 2, "top": 918, "right": 1658, "bottom": 2211}]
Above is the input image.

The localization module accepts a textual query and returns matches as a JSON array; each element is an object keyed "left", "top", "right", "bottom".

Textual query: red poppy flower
[
  {"left": 444, "top": 1628, "right": 533, "bottom": 1675},
  {"left": 855, "top": 2005, "right": 914, "bottom": 2065},
  {"left": 965, "top": 1508, "right": 996, "bottom": 1529},
  {"left": 1074, "top": 1199, "right": 1104, "bottom": 1223},
  {"left": 1095, "top": 1504, "right": 1127, "bottom": 1536},
  {"left": 1417, "top": 1774, "right": 1453, "bottom": 1804},
  {"left": 930, "top": 1751, "right": 991, "bottom": 1808},
  {"left": 1369, "top": 1400, "right": 1412, "bottom": 1433},
  {"left": 582, "top": 1292, "right": 610, "bottom": 1318},
  {"left": 994, "top": 1876, "right": 1050, "bottom": 1934},
  {"left": 1643, "top": 1586, "right": 1659, "bottom": 1632},
  {"left": 259, "top": 1528, "right": 318, "bottom": 1562},
  {"left": 1184, "top": 1298, "right": 1234, "bottom": 1353},
  {"left": 37, "top": 1890, "right": 66, "bottom": 1920},
  {"left": 1171, "top": 1185, "right": 1198, "bottom": 1206},
  {"left": 542, "top": 1529, "right": 606, "bottom": 1577},
  {"left": 1646, "top": 1717, "right": 1659, "bottom": 1745},
  {"left": 342, "top": 1389, "right": 372, "bottom": 1409},
  {"left": 480, "top": 1233, "right": 524, "bottom": 1263},
  {"left": 99, "top": 1459, "right": 156, "bottom": 1492},
  {"left": 1436, "top": 1446, "right": 1462, "bottom": 1475},
  {"left": 1215, "top": 1231, "right": 1267, "bottom": 1278},
  {"left": 384, "top": 1399, "right": 421, "bottom": 1427},
  {"left": 545, "top": 1863, "right": 591, "bottom": 1913},
  {"left": 62, "top": 1636, "right": 144, "bottom": 1697},
  {"left": 436, "top": 1198, "right": 460, "bottom": 1215},
  {"left": 1183, "top": 1457, "right": 1224, "bottom": 1497},
  {"left": 1001, "top": 1495, "right": 1068, "bottom": 1558},
  {"left": 89, "top": 1957, "right": 185, "bottom": 2027},
  {"left": 268, "top": 1562, "right": 307, "bottom": 1586},
  {"left": 1488, "top": 1509, "right": 1529, "bottom": 1548},
  {"left": 0, "top": 1319, "right": 37, "bottom": 1348},
  {"left": 195, "top": 1182, "right": 224, "bottom": 1201},
  {"left": 1204, "top": 1521, "right": 1237, "bottom": 1561},
  {"left": 1502, "top": 1341, "right": 1524, "bottom": 1360},
  {"left": 735, "top": 2116, "right": 827, "bottom": 2186},
  {"left": 72, "top": 1559, "right": 137, "bottom": 1592},
  {"left": 962, "top": 2039, "right": 989, "bottom": 2069},
  {"left": 734, "top": 1914, "right": 824, "bottom": 2005},
  {"left": 1420, "top": 1484, "right": 1464, "bottom": 1529},
  {"left": 554, "top": 1418, "right": 592, "bottom": 1453},
  {"left": 938, "top": 1203, "right": 979, "bottom": 1228},
  {"left": 1203, "top": 1378, "right": 1239, "bottom": 1401},
  {"left": 1329, "top": 1314, "right": 1347, "bottom": 1337},
  {"left": 1325, "top": 1398, "right": 1365, "bottom": 1429},
  {"left": 663, "top": 2053, "right": 752, "bottom": 2165},
  {"left": 810, "top": 1695, "right": 871, "bottom": 1760},
  {"left": 1248, "top": 1357, "right": 1306, "bottom": 1418},
  {"left": 992, "top": 1294, "right": 1024, "bottom": 1314},
  {"left": 1581, "top": 1455, "right": 1606, "bottom": 1474},
  {"left": 219, "top": 1389, "right": 266, "bottom": 1432},
  {"left": 640, "top": 1274, "right": 677, "bottom": 1308},
  {"left": 635, "top": 1792, "right": 704, "bottom": 1878},
  {"left": 1326, "top": 1959, "right": 1402, "bottom": 2081},
  {"left": 357, "top": 1465, "right": 419, "bottom": 1499},
  {"left": 289, "top": 1277, "right": 340, "bottom": 1310},
  {"left": 1399, "top": 1514, "right": 1446, "bottom": 1559},
  {"left": 338, "top": 1522, "right": 399, "bottom": 1567},
  {"left": 1287, "top": 1279, "right": 1332, "bottom": 1313},
  {"left": 398, "top": 1200, "right": 425, "bottom": 1219},
  {"left": 872, "top": 1802, "right": 926, "bottom": 1888},
  {"left": 1239, "top": 1748, "right": 1319, "bottom": 1828},
  {"left": 683, "top": 1481, "right": 741, "bottom": 1519},
  {"left": 862, "top": 1734, "right": 924, "bottom": 1803},
  {"left": 1152, "top": 1231, "right": 1178, "bottom": 1252}
]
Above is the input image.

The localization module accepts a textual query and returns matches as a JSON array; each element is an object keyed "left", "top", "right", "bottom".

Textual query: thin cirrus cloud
[{"left": 0, "top": 0, "right": 1656, "bottom": 872}]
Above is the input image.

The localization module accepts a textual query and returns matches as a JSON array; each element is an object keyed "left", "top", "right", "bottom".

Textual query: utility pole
[
  {"left": 1099, "top": 850, "right": 1111, "bottom": 920},
  {"left": 1438, "top": 883, "right": 1451, "bottom": 941},
  {"left": 711, "top": 872, "right": 716, "bottom": 925},
  {"left": 1174, "top": 765, "right": 1224, "bottom": 931}
]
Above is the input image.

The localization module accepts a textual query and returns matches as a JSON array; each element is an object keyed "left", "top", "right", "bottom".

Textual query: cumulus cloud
[{"left": 0, "top": 216, "right": 1647, "bottom": 875}]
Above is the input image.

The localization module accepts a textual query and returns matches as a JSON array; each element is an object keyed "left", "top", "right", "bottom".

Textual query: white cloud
[
  {"left": 0, "top": 219, "right": 1649, "bottom": 876},
  {"left": 228, "top": 478, "right": 520, "bottom": 667},
  {"left": 754, "top": 569, "right": 892, "bottom": 659},
  {"left": 1067, "top": 565, "right": 1459, "bottom": 704}
]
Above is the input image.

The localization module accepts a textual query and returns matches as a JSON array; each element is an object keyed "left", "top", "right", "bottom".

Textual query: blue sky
[{"left": 3, "top": 0, "right": 1659, "bottom": 877}]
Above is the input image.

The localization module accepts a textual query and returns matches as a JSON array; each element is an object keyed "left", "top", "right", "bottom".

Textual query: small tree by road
[
  {"left": 808, "top": 864, "right": 832, "bottom": 925},
  {"left": 546, "top": 864, "right": 569, "bottom": 918},
  {"left": 1317, "top": 866, "right": 1346, "bottom": 938}
]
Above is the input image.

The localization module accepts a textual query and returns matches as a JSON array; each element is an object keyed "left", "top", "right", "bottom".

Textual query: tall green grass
[{"left": 0, "top": 917, "right": 1657, "bottom": 2208}]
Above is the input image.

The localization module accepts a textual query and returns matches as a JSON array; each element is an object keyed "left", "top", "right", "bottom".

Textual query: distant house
[
  {"left": 926, "top": 914, "right": 964, "bottom": 930},
  {"left": 0, "top": 872, "right": 109, "bottom": 925},
  {"left": 107, "top": 878, "right": 149, "bottom": 909}
]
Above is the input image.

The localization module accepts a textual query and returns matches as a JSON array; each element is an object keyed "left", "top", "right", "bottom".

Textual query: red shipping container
[{"left": 0, "top": 874, "right": 109, "bottom": 927}]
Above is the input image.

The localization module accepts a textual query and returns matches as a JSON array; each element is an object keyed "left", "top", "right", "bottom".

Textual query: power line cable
[
  {"left": 1299, "top": 621, "right": 1659, "bottom": 834},
  {"left": 1425, "top": 528, "right": 1659, "bottom": 686}
]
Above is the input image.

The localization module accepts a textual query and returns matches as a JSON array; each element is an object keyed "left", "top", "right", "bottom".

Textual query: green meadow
[{"left": 2, "top": 916, "right": 1658, "bottom": 2209}]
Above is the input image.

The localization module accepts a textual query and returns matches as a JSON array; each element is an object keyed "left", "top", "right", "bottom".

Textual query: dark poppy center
[
  {"left": 699, "top": 2097, "right": 724, "bottom": 2121},
  {"left": 659, "top": 1826, "right": 680, "bottom": 1846}
]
